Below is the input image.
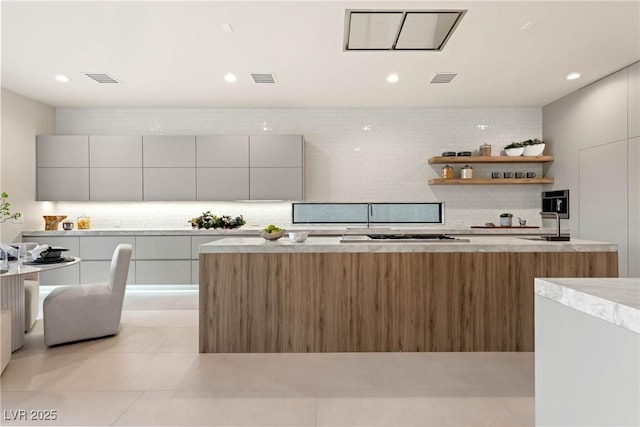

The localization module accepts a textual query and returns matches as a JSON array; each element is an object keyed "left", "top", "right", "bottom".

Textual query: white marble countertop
[
  {"left": 22, "top": 226, "right": 569, "bottom": 237},
  {"left": 535, "top": 278, "right": 640, "bottom": 334},
  {"left": 199, "top": 236, "right": 616, "bottom": 254}
]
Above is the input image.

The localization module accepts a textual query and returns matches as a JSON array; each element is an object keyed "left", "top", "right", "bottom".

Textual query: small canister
[
  {"left": 77, "top": 215, "right": 91, "bottom": 230},
  {"left": 461, "top": 164, "right": 473, "bottom": 179},
  {"left": 441, "top": 164, "right": 453, "bottom": 179},
  {"left": 479, "top": 143, "right": 492, "bottom": 156}
]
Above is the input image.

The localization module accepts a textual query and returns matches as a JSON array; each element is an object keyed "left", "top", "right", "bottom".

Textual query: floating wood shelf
[
  {"left": 428, "top": 155, "right": 554, "bottom": 164},
  {"left": 428, "top": 178, "right": 554, "bottom": 185}
]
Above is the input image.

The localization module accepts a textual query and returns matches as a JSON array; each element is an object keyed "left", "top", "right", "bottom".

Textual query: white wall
[
  {"left": 0, "top": 89, "right": 56, "bottom": 242},
  {"left": 50, "top": 107, "right": 543, "bottom": 229},
  {"left": 543, "top": 62, "right": 640, "bottom": 277}
]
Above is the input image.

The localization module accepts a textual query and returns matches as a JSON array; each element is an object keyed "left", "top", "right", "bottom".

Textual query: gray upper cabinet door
[
  {"left": 143, "top": 168, "right": 196, "bottom": 200},
  {"left": 196, "top": 136, "right": 249, "bottom": 167},
  {"left": 249, "top": 135, "right": 303, "bottom": 167},
  {"left": 578, "top": 69, "right": 628, "bottom": 150},
  {"left": 197, "top": 168, "right": 249, "bottom": 200},
  {"left": 250, "top": 168, "right": 303, "bottom": 200},
  {"left": 90, "top": 135, "right": 142, "bottom": 167},
  {"left": 143, "top": 135, "right": 196, "bottom": 167},
  {"left": 37, "top": 135, "right": 89, "bottom": 167},
  {"left": 37, "top": 168, "right": 89, "bottom": 201},
  {"left": 90, "top": 168, "right": 143, "bottom": 201},
  {"left": 628, "top": 63, "right": 639, "bottom": 139}
]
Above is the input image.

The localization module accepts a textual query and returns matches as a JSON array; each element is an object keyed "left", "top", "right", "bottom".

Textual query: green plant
[
  {"left": 189, "top": 211, "right": 246, "bottom": 229},
  {"left": 521, "top": 138, "right": 545, "bottom": 146},
  {"left": 499, "top": 213, "right": 513, "bottom": 218},
  {"left": 504, "top": 142, "right": 523, "bottom": 149},
  {"left": 0, "top": 192, "right": 21, "bottom": 223}
]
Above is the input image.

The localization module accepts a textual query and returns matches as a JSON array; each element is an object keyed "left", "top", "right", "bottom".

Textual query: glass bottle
[
  {"left": 461, "top": 164, "right": 473, "bottom": 179},
  {"left": 441, "top": 165, "right": 453, "bottom": 179}
]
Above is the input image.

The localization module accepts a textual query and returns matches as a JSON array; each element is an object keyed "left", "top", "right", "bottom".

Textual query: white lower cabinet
[
  {"left": 136, "top": 260, "right": 192, "bottom": 284},
  {"left": 79, "top": 236, "right": 136, "bottom": 284}
]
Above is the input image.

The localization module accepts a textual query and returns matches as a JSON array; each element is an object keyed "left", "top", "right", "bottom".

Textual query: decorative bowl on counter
[
  {"left": 288, "top": 232, "right": 308, "bottom": 243},
  {"left": 523, "top": 143, "right": 545, "bottom": 156},
  {"left": 261, "top": 229, "right": 285, "bottom": 241},
  {"left": 505, "top": 147, "right": 524, "bottom": 156}
]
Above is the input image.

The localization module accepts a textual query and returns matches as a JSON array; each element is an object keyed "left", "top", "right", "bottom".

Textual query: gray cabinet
[
  {"left": 78, "top": 236, "right": 136, "bottom": 285},
  {"left": 250, "top": 168, "right": 303, "bottom": 200},
  {"left": 197, "top": 168, "right": 249, "bottom": 200},
  {"left": 89, "top": 135, "right": 142, "bottom": 167},
  {"left": 628, "top": 138, "right": 639, "bottom": 277},
  {"left": 37, "top": 168, "right": 89, "bottom": 201},
  {"left": 196, "top": 136, "right": 248, "bottom": 167},
  {"left": 136, "top": 236, "right": 191, "bottom": 260},
  {"left": 249, "top": 135, "right": 303, "bottom": 167},
  {"left": 629, "top": 63, "right": 639, "bottom": 139},
  {"left": 136, "top": 261, "right": 192, "bottom": 285},
  {"left": 36, "top": 135, "right": 90, "bottom": 201},
  {"left": 90, "top": 168, "right": 143, "bottom": 201},
  {"left": 578, "top": 69, "right": 628, "bottom": 149},
  {"left": 249, "top": 135, "right": 303, "bottom": 200},
  {"left": 37, "top": 135, "right": 89, "bottom": 167},
  {"left": 143, "top": 168, "right": 196, "bottom": 201},
  {"left": 143, "top": 135, "right": 195, "bottom": 167},
  {"left": 25, "top": 236, "right": 80, "bottom": 286}
]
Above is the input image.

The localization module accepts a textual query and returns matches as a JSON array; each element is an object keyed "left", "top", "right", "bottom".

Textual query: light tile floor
[{"left": 0, "top": 290, "right": 534, "bottom": 426}]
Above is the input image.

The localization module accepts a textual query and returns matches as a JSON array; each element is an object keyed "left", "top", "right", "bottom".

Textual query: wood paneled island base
[{"left": 200, "top": 239, "right": 617, "bottom": 352}]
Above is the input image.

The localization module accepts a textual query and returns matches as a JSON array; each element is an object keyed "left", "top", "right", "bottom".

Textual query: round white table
[{"left": 0, "top": 258, "right": 80, "bottom": 351}]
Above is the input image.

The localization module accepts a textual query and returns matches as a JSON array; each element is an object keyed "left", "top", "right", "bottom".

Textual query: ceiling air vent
[
  {"left": 84, "top": 73, "right": 120, "bottom": 84},
  {"left": 251, "top": 73, "right": 277, "bottom": 84},
  {"left": 429, "top": 73, "right": 458, "bottom": 84}
]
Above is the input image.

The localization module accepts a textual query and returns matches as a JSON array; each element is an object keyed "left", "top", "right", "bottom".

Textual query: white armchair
[{"left": 43, "top": 244, "right": 132, "bottom": 346}]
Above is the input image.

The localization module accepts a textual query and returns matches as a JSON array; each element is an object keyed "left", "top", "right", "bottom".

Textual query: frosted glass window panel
[
  {"left": 369, "top": 203, "right": 443, "bottom": 223},
  {"left": 292, "top": 203, "right": 369, "bottom": 224}
]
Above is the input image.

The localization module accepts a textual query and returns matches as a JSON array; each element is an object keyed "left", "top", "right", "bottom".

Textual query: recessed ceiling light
[
  {"left": 55, "top": 75, "right": 69, "bottom": 83},
  {"left": 566, "top": 72, "right": 581, "bottom": 80},
  {"left": 221, "top": 24, "right": 233, "bottom": 33},
  {"left": 387, "top": 73, "right": 399, "bottom": 83},
  {"left": 224, "top": 73, "right": 237, "bottom": 83}
]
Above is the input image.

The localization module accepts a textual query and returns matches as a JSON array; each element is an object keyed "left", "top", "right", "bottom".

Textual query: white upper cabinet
[
  {"left": 89, "top": 135, "right": 142, "bottom": 167},
  {"left": 578, "top": 69, "right": 628, "bottom": 149},
  {"left": 249, "top": 135, "right": 303, "bottom": 167},
  {"left": 197, "top": 168, "right": 250, "bottom": 200},
  {"left": 250, "top": 168, "right": 303, "bottom": 200},
  {"left": 196, "top": 136, "right": 249, "bottom": 167},
  {"left": 90, "top": 168, "right": 143, "bottom": 201},
  {"left": 37, "top": 168, "right": 89, "bottom": 201},
  {"left": 628, "top": 63, "right": 639, "bottom": 138},
  {"left": 37, "top": 135, "right": 89, "bottom": 167},
  {"left": 143, "top": 168, "right": 196, "bottom": 200},
  {"left": 143, "top": 135, "right": 196, "bottom": 167}
]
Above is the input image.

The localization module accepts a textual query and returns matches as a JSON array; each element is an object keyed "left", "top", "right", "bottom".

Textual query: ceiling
[{"left": 1, "top": 1, "right": 639, "bottom": 108}]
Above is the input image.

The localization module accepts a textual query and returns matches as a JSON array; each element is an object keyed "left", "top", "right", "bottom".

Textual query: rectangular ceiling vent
[
  {"left": 84, "top": 73, "right": 120, "bottom": 84},
  {"left": 430, "top": 73, "right": 458, "bottom": 84},
  {"left": 344, "top": 9, "right": 466, "bottom": 51},
  {"left": 251, "top": 73, "right": 277, "bottom": 84}
]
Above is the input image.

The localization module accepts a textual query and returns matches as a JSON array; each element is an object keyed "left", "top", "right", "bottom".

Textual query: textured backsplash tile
[{"left": 55, "top": 107, "right": 543, "bottom": 228}]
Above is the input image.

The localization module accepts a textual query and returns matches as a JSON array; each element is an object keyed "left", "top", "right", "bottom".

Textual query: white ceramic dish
[
  {"left": 505, "top": 147, "right": 524, "bottom": 156},
  {"left": 523, "top": 143, "right": 545, "bottom": 156},
  {"left": 288, "top": 232, "right": 308, "bottom": 243}
]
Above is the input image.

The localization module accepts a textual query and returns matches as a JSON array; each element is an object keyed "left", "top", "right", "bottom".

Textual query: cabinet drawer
[
  {"left": 136, "top": 260, "right": 192, "bottom": 284},
  {"left": 81, "top": 260, "right": 135, "bottom": 285},
  {"left": 136, "top": 236, "right": 191, "bottom": 259},
  {"left": 79, "top": 236, "right": 136, "bottom": 260}
]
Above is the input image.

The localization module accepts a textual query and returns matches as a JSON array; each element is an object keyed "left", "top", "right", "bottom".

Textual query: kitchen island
[{"left": 199, "top": 236, "right": 617, "bottom": 353}]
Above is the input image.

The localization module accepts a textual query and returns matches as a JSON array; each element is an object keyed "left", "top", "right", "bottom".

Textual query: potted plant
[
  {"left": 0, "top": 192, "right": 21, "bottom": 223},
  {"left": 522, "top": 138, "right": 546, "bottom": 156},
  {"left": 504, "top": 142, "right": 524, "bottom": 157},
  {"left": 189, "top": 211, "right": 246, "bottom": 230},
  {"left": 499, "top": 212, "right": 513, "bottom": 227}
]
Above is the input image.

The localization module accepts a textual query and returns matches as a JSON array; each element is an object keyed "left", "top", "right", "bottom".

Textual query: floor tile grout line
[{"left": 110, "top": 390, "right": 146, "bottom": 427}]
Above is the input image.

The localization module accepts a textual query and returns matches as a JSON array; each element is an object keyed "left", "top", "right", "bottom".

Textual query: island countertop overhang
[{"left": 199, "top": 236, "right": 617, "bottom": 254}]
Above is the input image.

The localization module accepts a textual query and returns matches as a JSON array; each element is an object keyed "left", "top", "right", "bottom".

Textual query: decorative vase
[
  {"left": 523, "top": 143, "right": 545, "bottom": 156},
  {"left": 43, "top": 215, "right": 67, "bottom": 230}
]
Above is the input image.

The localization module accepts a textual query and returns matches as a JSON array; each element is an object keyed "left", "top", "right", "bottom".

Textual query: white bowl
[
  {"left": 523, "top": 143, "right": 545, "bottom": 156},
  {"left": 504, "top": 147, "right": 524, "bottom": 156},
  {"left": 288, "top": 232, "right": 308, "bottom": 243}
]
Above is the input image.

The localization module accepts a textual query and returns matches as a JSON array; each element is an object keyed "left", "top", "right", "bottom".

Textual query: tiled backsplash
[{"left": 53, "top": 107, "right": 543, "bottom": 228}]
